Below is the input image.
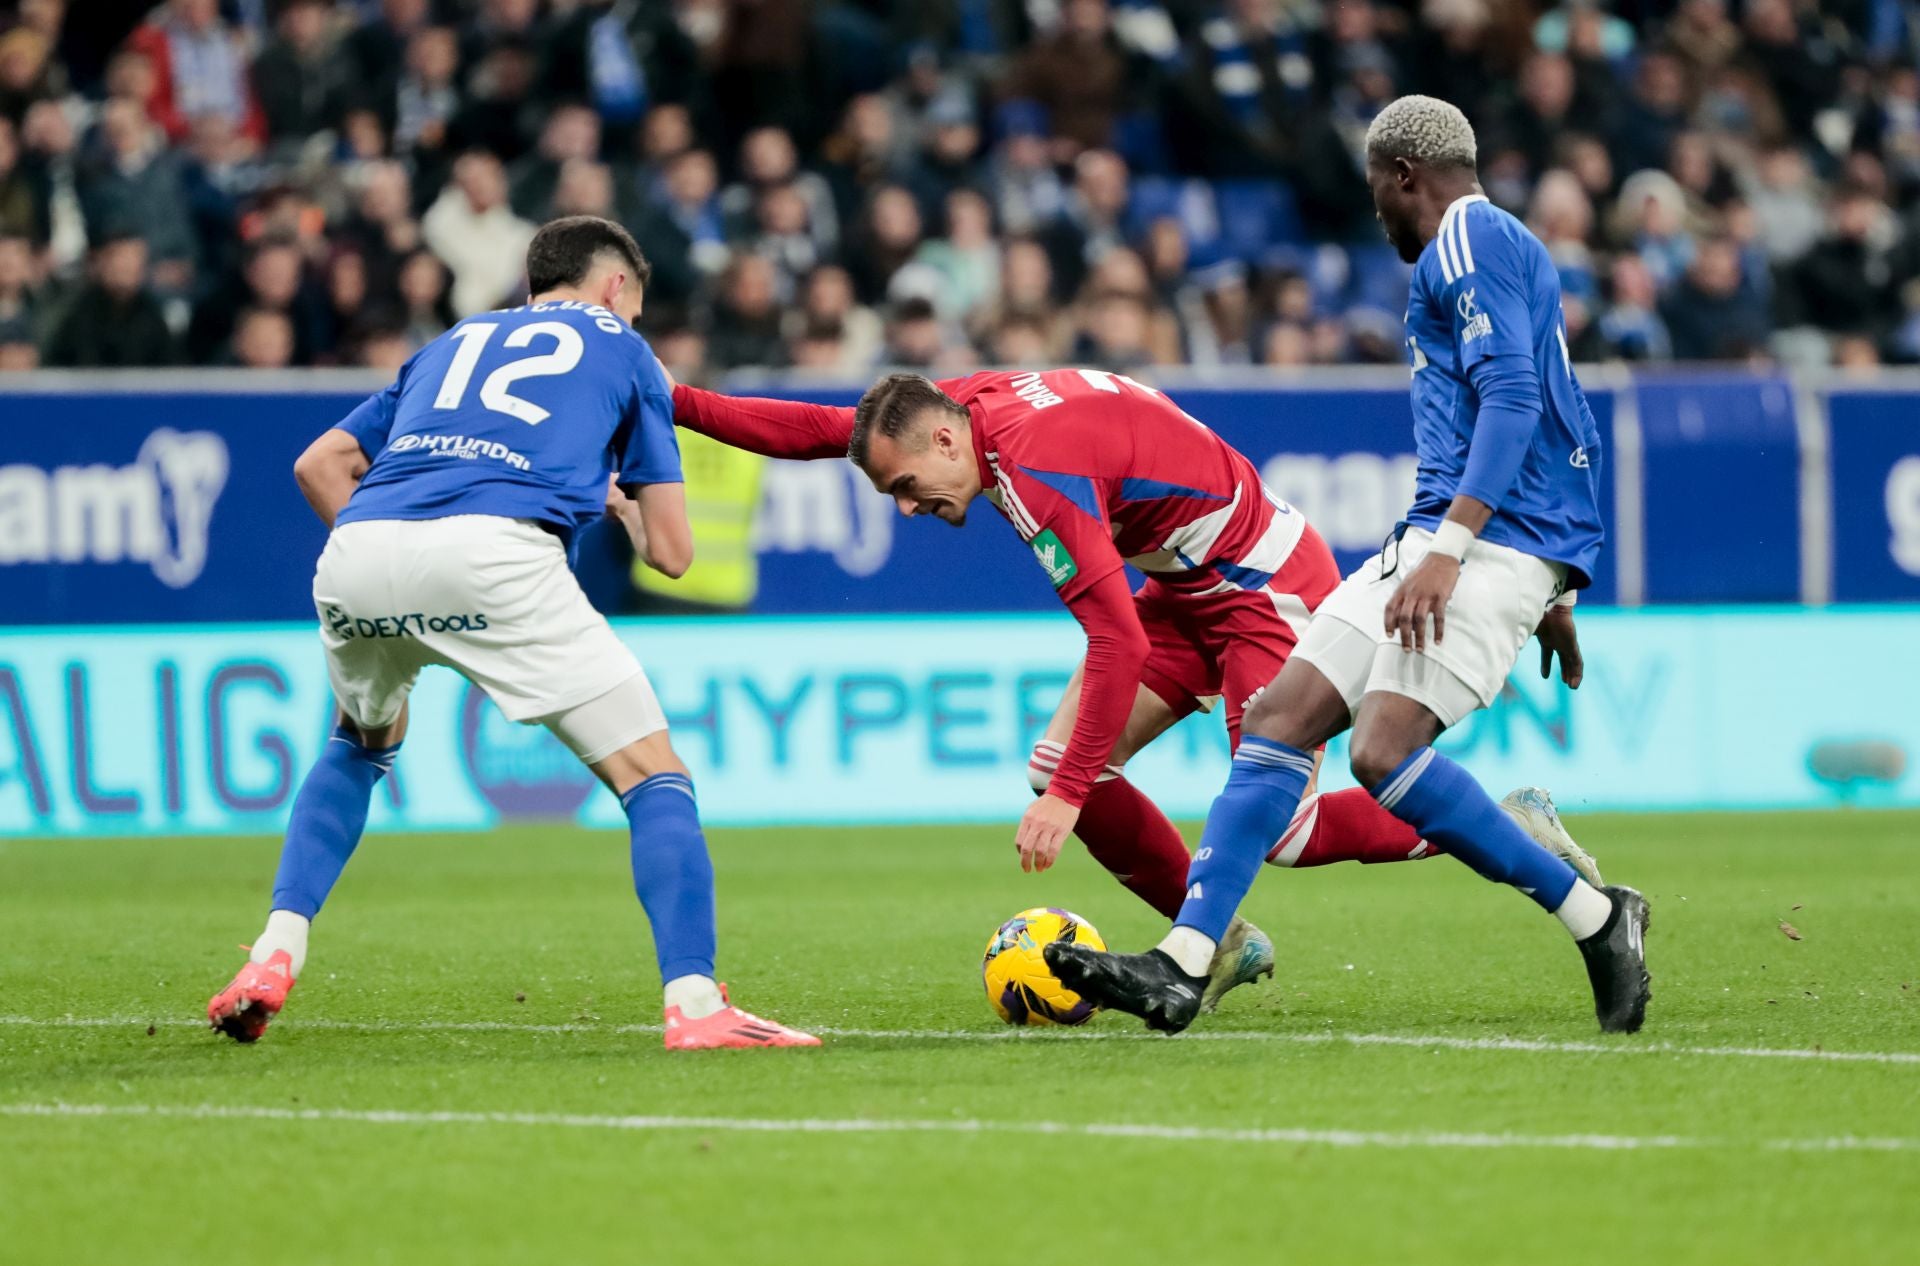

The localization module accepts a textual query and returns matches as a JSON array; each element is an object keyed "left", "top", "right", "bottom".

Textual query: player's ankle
[
  {"left": 1157, "top": 926, "right": 1216, "bottom": 977},
  {"left": 664, "top": 973, "right": 726, "bottom": 1020},
  {"left": 250, "top": 910, "right": 311, "bottom": 977}
]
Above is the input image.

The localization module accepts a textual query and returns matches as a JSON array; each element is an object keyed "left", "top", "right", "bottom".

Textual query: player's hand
[
  {"left": 1536, "top": 605, "right": 1584, "bottom": 688},
  {"left": 1383, "top": 555, "right": 1460, "bottom": 653},
  {"left": 1016, "top": 794, "right": 1080, "bottom": 874}
]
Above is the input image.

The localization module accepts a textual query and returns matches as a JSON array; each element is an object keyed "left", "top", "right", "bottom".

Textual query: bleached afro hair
[{"left": 1365, "top": 95, "right": 1478, "bottom": 170}]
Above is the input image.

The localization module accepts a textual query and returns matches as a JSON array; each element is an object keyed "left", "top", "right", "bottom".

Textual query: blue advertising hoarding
[
  {"left": 2, "top": 370, "right": 1915, "bottom": 620},
  {"left": 1828, "top": 388, "right": 1920, "bottom": 602},
  {"left": 2, "top": 608, "right": 1913, "bottom": 839}
]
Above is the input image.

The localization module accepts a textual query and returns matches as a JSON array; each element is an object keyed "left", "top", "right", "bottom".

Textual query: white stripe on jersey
[
  {"left": 1125, "top": 483, "right": 1245, "bottom": 574},
  {"left": 1436, "top": 194, "right": 1488, "bottom": 283},
  {"left": 1231, "top": 488, "right": 1308, "bottom": 578},
  {"left": 987, "top": 453, "right": 1042, "bottom": 540}
]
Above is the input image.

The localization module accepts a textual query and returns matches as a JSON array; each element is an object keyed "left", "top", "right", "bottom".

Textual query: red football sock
[
  {"left": 1074, "top": 775, "right": 1191, "bottom": 917},
  {"left": 1030, "top": 742, "right": 1189, "bottom": 918},
  {"left": 1267, "top": 787, "right": 1437, "bottom": 867}
]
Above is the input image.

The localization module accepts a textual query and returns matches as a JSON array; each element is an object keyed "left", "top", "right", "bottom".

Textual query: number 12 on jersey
[{"left": 433, "top": 321, "right": 585, "bottom": 425}]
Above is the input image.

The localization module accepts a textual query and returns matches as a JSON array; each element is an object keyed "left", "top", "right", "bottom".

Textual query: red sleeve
[
  {"left": 672, "top": 384, "right": 855, "bottom": 461},
  {"left": 1049, "top": 566, "right": 1151, "bottom": 808}
]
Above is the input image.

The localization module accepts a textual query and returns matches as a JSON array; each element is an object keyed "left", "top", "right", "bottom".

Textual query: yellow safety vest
[{"left": 633, "top": 430, "right": 765, "bottom": 609}]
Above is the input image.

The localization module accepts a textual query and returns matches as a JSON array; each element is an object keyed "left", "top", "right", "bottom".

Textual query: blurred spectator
[
  {"left": 391, "top": 25, "right": 459, "bottom": 158},
  {"left": 721, "top": 127, "right": 840, "bottom": 259},
  {"left": 0, "top": 25, "right": 62, "bottom": 127},
  {"left": 1785, "top": 185, "right": 1904, "bottom": 350},
  {"left": 253, "top": 0, "right": 347, "bottom": 148},
  {"left": 127, "top": 0, "right": 265, "bottom": 146},
  {"left": 508, "top": 102, "right": 600, "bottom": 221},
  {"left": 902, "top": 91, "right": 982, "bottom": 222},
  {"left": 848, "top": 183, "right": 923, "bottom": 305},
  {"left": 633, "top": 146, "right": 726, "bottom": 307},
  {"left": 43, "top": 233, "right": 177, "bottom": 366},
  {"left": 705, "top": 252, "right": 784, "bottom": 370},
  {"left": 795, "top": 264, "right": 881, "bottom": 368},
  {"left": 1598, "top": 254, "right": 1673, "bottom": 362},
  {"left": 1171, "top": 0, "right": 1318, "bottom": 179},
  {"left": 551, "top": 158, "right": 616, "bottom": 220},
  {"left": 345, "top": 0, "right": 433, "bottom": 112},
  {"left": 1746, "top": 146, "right": 1825, "bottom": 264},
  {"left": 991, "top": 311, "right": 1054, "bottom": 365},
  {"left": 1002, "top": 0, "right": 1137, "bottom": 157},
  {"left": 422, "top": 150, "right": 535, "bottom": 315},
  {"left": 229, "top": 305, "right": 295, "bottom": 368},
  {"left": 1042, "top": 148, "right": 1130, "bottom": 301},
  {"left": 985, "top": 104, "right": 1064, "bottom": 235},
  {"left": 0, "top": 232, "right": 41, "bottom": 360},
  {"left": 910, "top": 188, "right": 998, "bottom": 323},
  {"left": 77, "top": 99, "right": 197, "bottom": 293},
  {"left": 741, "top": 182, "right": 821, "bottom": 293},
  {"left": 393, "top": 247, "right": 456, "bottom": 350},
  {"left": 882, "top": 295, "right": 956, "bottom": 369},
  {"left": 0, "top": 118, "right": 36, "bottom": 241},
  {"left": 189, "top": 236, "right": 323, "bottom": 364},
  {"left": 817, "top": 95, "right": 907, "bottom": 245},
  {"left": 1610, "top": 48, "right": 1689, "bottom": 178},
  {"left": 1661, "top": 237, "right": 1770, "bottom": 361}
]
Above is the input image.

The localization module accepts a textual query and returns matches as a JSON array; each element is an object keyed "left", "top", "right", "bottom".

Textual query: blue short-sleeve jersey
[
  {"left": 332, "top": 301, "right": 680, "bottom": 547},
  {"left": 1404, "top": 195, "right": 1605, "bottom": 586}
]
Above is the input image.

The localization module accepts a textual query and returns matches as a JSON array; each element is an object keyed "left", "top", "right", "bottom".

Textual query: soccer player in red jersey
[{"left": 671, "top": 367, "right": 1600, "bottom": 1009}]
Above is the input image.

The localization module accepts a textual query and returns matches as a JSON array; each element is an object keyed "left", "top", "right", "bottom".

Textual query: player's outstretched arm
[
  {"left": 671, "top": 384, "right": 856, "bottom": 461},
  {"left": 1017, "top": 567, "right": 1151, "bottom": 874},
  {"left": 293, "top": 429, "right": 371, "bottom": 528}
]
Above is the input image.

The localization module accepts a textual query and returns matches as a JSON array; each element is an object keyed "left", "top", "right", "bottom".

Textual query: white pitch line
[
  {"left": 3, "top": 1014, "right": 1918, "bottom": 1067},
  {"left": 3, "top": 1101, "right": 1914, "bottom": 1154}
]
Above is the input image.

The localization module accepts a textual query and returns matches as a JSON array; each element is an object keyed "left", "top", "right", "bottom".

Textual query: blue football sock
[
  {"left": 621, "top": 772, "right": 717, "bottom": 982},
  {"left": 270, "top": 724, "right": 400, "bottom": 919},
  {"left": 1174, "top": 737, "right": 1317, "bottom": 944},
  {"left": 1371, "top": 748, "right": 1578, "bottom": 912}
]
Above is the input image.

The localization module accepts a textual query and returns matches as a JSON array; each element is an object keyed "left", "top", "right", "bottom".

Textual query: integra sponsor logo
[
  {"left": 388, "top": 433, "right": 531, "bottom": 470},
  {"left": 325, "top": 606, "right": 490, "bottom": 640}
]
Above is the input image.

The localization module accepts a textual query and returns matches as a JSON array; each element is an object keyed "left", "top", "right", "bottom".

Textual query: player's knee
[
  {"left": 1348, "top": 731, "right": 1415, "bottom": 791},
  {"left": 1026, "top": 739, "right": 1065, "bottom": 796}
]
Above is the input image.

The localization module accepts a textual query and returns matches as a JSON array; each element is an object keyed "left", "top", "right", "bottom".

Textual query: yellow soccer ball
[{"left": 981, "top": 907, "right": 1106, "bottom": 1026}]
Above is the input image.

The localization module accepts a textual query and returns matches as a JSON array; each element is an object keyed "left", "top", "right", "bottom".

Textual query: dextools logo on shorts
[
  {"left": 324, "top": 606, "right": 490, "bottom": 640},
  {"left": 388, "top": 433, "right": 531, "bottom": 470}
]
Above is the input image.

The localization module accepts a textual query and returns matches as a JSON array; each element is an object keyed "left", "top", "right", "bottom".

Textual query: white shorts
[
  {"left": 1293, "top": 525, "right": 1566, "bottom": 727},
  {"left": 314, "top": 516, "right": 666, "bottom": 755}
]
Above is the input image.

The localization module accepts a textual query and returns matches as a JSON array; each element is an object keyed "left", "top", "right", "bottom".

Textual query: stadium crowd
[{"left": 0, "top": 0, "right": 1916, "bottom": 375}]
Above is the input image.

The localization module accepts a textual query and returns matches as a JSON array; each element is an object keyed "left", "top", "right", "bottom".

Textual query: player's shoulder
[{"left": 1445, "top": 196, "right": 1546, "bottom": 282}]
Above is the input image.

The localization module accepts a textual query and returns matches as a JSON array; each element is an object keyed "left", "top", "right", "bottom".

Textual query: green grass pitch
[{"left": 2, "top": 811, "right": 1916, "bottom": 1265}]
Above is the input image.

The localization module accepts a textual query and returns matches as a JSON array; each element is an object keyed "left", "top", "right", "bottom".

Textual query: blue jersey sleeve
[
  {"left": 613, "top": 342, "right": 683, "bottom": 487},
  {"left": 334, "top": 376, "right": 402, "bottom": 458},
  {"left": 1438, "top": 204, "right": 1548, "bottom": 511}
]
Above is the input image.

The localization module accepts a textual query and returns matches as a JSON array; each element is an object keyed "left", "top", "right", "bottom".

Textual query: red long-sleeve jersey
[{"left": 672, "top": 369, "right": 1308, "bottom": 804}]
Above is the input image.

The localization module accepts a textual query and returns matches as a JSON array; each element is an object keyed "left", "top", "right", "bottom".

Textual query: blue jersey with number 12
[
  {"left": 331, "top": 301, "right": 680, "bottom": 547},
  {"left": 1405, "top": 195, "right": 1604, "bottom": 586}
]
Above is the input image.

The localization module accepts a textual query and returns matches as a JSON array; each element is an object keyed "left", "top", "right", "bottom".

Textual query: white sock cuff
[
  {"left": 251, "top": 909, "right": 311, "bottom": 977},
  {"left": 1553, "top": 881, "right": 1613, "bottom": 941},
  {"left": 1158, "top": 926, "right": 1217, "bottom": 977}
]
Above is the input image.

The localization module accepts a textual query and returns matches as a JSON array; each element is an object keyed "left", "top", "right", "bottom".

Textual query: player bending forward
[
  {"left": 206, "top": 217, "right": 816, "bottom": 1050},
  {"left": 1048, "top": 96, "right": 1651, "bottom": 1035},
  {"left": 671, "top": 369, "right": 1600, "bottom": 1013}
]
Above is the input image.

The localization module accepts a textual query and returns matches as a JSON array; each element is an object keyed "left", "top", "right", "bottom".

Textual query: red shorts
[{"left": 1135, "top": 523, "right": 1340, "bottom": 748}]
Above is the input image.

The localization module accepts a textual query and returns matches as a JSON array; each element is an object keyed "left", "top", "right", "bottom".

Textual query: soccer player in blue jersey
[
  {"left": 1050, "top": 96, "right": 1651, "bottom": 1035},
  {"left": 205, "top": 216, "right": 816, "bottom": 1049}
]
